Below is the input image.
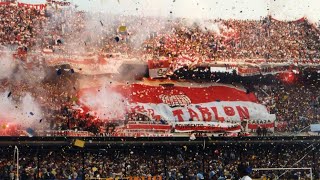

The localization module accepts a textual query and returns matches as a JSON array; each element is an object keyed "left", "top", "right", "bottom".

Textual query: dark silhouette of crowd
[{"left": 0, "top": 143, "right": 318, "bottom": 179}]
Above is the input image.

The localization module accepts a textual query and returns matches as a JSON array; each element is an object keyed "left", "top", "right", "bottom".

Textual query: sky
[{"left": 18, "top": 0, "right": 320, "bottom": 22}]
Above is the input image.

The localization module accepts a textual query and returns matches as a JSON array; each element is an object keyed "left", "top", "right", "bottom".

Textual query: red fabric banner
[
  {"left": 126, "top": 124, "right": 172, "bottom": 131},
  {"left": 78, "top": 82, "right": 275, "bottom": 123},
  {"left": 174, "top": 124, "right": 241, "bottom": 132},
  {"left": 113, "top": 84, "right": 258, "bottom": 104},
  {"left": 148, "top": 59, "right": 170, "bottom": 69},
  {"left": 18, "top": 2, "right": 46, "bottom": 10},
  {"left": 0, "top": 2, "right": 10, "bottom": 6},
  {"left": 148, "top": 59, "right": 170, "bottom": 78}
]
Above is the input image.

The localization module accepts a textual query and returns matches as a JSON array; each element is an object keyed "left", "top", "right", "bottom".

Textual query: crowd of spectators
[
  {"left": 0, "top": 143, "right": 318, "bottom": 179},
  {"left": 253, "top": 73, "right": 320, "bottom": 133},
  {"left": 35, "top": 10, "right": 320, "bottom": 64},
  {"left": 149, "top": 17, "right": 320, "bottom": 64},
  {"left": 255, "top": 83, "right": 319, "bottom": 133},
  {"left": 0, "top": 4, "right": 45, "bottom": 51},
  {"left": 1, "top": 3, "right": 316, "bottom": 64},
  {"left": 0, "top": 3, "right": 320, "bottom": 180},
  {"left": 0, "top": 4, "right": 319, "bottom": 136}
]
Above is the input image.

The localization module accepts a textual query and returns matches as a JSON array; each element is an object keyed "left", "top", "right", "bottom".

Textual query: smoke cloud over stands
[
  {"left": 0, "top": 92, "right": 43, "bottom": 128},
  {"left": 79, "top": 83, "right": 128, "bottom": 121},
  {"left": 0, "top": 48, "right": 46, "bottom": 129},
  {"left": 0, "top": 49, "right": 16, "bottom": 80}
]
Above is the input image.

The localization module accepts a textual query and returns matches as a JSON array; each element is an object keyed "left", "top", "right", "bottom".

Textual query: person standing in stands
[
  {"left": 262, "top": 127, "right": 268, "bottom": 136},
  {"left": 237, "top": 163, "right": 252, "bottom": 180},
  {"left": 256, "top": 126, "right": 262, "bottom": 136}
]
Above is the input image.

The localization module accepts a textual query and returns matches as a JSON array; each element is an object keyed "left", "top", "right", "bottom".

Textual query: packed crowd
[
  {"left": 0, "top": 4, "right": 320, "bottom": 180},
  {"left": 253, "top": 73, "right": 320, "bottom": 133},
  {"left": 0, "top": 3, "right": 318, "bottom": 63},
  {"left": 36, "top": 8, "right": 320, "bottom": 64},
  {"left": 0, "top": 4, "right": 319, "bottom": 137},
  {"left": 0, "top": 143, "right": 318, "bottom": 179},
  {"left": 0, "top": 4, "right": 45, "bottom": 51},
  {"left": 255, "top": 83, "right": 319, "bottom": 133}
]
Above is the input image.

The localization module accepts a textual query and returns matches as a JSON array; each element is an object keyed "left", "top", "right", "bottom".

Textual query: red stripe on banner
[
  {"left": 0, "top": 2, "right": 10, "bottom": 6},
  {"left": 77, "top": 83, "right": 275, "bottom": 123},
  {"left": 174, "top": 125, "right": 241, "bottom": 132},
  {"left": 113, "top": 84, "right": 258, "bottom": 103},
  {"left": 18, "top": 3, "right": 47, "bottom": 10},
  {"left": 126, "top": 124, "right": 172, "bottom": 130}
]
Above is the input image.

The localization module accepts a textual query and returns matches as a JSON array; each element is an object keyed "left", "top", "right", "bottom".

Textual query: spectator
[
  {"left": 256, "top": 126, "right": 262, "bottom": 136},
  {"left": 237, "top": 163, "right": 252, "bottom": 180}
]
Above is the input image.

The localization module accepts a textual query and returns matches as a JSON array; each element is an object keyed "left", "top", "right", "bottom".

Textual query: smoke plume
[
  {"left": 79, "top": 83, "right": 128, "bottom": 121},
  {"left": 0, "top": 91, "right": 43, "bottom": 128}
]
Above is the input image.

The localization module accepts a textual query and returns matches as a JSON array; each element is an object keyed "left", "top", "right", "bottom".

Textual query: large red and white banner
[{"left": 79, "top": 83, "right": 276, "bottom": 124}]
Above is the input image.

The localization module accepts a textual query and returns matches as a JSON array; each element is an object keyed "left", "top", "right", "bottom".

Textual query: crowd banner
[
  {"left": 46, "top": 0, "right": 71, "bottom": 6},
  {"left": 126, "top": 123, "right": 172, "bottom": 131},
  {"left": 79, "top": 83, "right": 276, "bottom": 126},
  {"left": 259, "top": 64, "right": 292, "bottom": 75},
  {"left": 172, "top": 121, "right": 241, "bottom": 132},
  {"left": 0, "top": 2, "right": 10, "bottom": 6},
  {"left": 169, "top": 58, "right": 295, "bottom": 76},
  {"left": 247, "top": 121, "right": 275, "bottom": 132},
  {"left": 37, "top": 51, "right": 319, "bottom": 76},
  {"left": 148, "top": 59, "right": 170, "bottom": 78},
  {"left": 237, "top": 66, "right": 260, "bottom": 76},
  {"left": 129, "top": 101, "right": 275, "bottom": 123},
  {"left": 18, "top": 2, "right": 47, "bottom": 10}
]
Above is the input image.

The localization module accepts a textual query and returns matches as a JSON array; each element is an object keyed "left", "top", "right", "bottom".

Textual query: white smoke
[
  {"left": 0, "top": 49, "right": 17, "bottom": 80},
  {"left": 197, "top": 20, "right": 234, "bottom": 35},
  {"left": 79, "top": 83, "right": 128, "bottom": 121},
  {"left": 0, "top": 47, "right": 46, "bottom": 130},
  {"left": 0, "top": 91, "right": 43, "bottom": 128},
  {"left": 12, "top": 63, "right": 46, "bottom": 84},
  {"left": 268, "top": 0, "right": 320, "bottom": 23},
  {"left": 200, "top": 21, "right": 221, "bottom": 34},
  {"left": 0, "top": 47, "right": 46, "bottom": 83}
]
